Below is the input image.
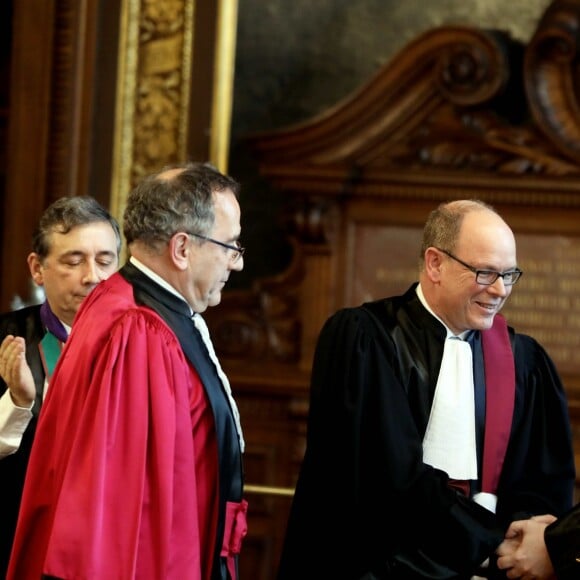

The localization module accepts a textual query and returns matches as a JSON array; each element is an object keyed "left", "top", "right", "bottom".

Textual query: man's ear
[
  {"left": 424, "top": 247, "right": 444, "bottom": 282},
  {"left": 168, "top": 232, "right": 192, "bottom": 271},
  {"left": 27, "top": 253, "right": 44, "bottom": 286}
]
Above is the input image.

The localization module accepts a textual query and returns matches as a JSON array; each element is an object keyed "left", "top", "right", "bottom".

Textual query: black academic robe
[
  {"left": 0, "top": 305, "right": 46, "bottom": 579},
  {"left": 277, "top": 284, "right": 575, "bottom": 580},
  {"left": 545, "top": 503, "right": 580, "bottom": 580}
]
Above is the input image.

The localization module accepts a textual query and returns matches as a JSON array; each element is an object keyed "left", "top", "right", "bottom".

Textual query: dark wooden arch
[
  {"left": 204, "top": 2, "right": 580, "bottom": 577},
  {"left": 209, "top": 0, "right": 580, "bottom": 374}
]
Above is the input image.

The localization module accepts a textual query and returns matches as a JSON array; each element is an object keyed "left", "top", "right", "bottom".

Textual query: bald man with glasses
[{"left": 277, "top": 199, "right": 575, "bottom": 580}]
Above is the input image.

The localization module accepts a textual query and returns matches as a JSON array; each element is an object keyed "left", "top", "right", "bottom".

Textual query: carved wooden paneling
[{"left": 203, "top": 2, "right": 580, "bottom": 576}]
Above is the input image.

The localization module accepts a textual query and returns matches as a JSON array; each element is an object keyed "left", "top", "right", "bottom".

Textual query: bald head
[
  {"left": 419, "top": 200, "right": 509, "bottom": 268},
  {"left": 419, "top": 199, "right": 518, "bottom": 334},
  {"left": 157, "top": 167, "right": 185, "bottom": 181}
]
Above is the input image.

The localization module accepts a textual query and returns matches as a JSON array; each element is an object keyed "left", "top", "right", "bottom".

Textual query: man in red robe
[{"left": 8, "top": 162, "right": 248, "bottom": 580}]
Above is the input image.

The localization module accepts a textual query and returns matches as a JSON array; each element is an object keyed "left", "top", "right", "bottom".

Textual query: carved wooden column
[{"left": 110, "top": 0, "right": 238, "bottom": 248}]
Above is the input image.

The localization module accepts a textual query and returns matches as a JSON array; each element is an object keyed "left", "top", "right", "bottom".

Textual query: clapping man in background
[{"left": 0, "top": 195, "right": 121, "bottom": 578}]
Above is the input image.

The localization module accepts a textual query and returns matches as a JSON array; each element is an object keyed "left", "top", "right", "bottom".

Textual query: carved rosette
[{"left": 434, "top": 28, "right": 509, "bottom": 105}]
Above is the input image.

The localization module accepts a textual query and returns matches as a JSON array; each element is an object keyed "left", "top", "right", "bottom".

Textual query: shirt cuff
[{"left": 0, "top": 389, "right": 33, "bottom": 458}]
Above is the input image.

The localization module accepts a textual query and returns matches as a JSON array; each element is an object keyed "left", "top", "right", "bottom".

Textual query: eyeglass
[
  {"left": 436, "top": 248, "right": 523, "bottom": 286},
  {"left": 188, "top": 233, "right": 245, "bottom": 263}
]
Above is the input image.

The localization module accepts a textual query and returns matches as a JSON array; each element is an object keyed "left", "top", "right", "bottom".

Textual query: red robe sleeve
[{"left": 8, "top": 305, "right": 216, "bottom": 580}]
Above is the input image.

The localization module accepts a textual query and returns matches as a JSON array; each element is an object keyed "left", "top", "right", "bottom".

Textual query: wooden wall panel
[
  {"left": 204, "top": 1, "right": 580, "bottom": 575},
  {"left": 0, "top": 0, "right": 110, "bottom": 312}
]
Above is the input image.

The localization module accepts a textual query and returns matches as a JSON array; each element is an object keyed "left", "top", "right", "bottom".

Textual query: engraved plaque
[
  {"left": 351, "top": 225, "right": 421, "bottom": 304},
  {"left": 504, "top": 234, "right": 580, "bottom": 375}
]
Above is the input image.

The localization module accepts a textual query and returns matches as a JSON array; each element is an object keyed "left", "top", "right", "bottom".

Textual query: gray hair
[
  {"left": 32, "top": 196, "right": 122, "bottom": 259},
  {"left": 123, "top": 161, "right": 240, "bottom": 250}
]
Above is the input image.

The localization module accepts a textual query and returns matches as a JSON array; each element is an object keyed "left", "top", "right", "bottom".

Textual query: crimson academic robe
[
  {"left": 277, "top": 284, "right": 575, "bottom": 580},
  {"left": 8, "top": 264, "right": 245, "bottom": 580},
  {"left": 545, "top": 503, "right": 580, "bottom": 580}
]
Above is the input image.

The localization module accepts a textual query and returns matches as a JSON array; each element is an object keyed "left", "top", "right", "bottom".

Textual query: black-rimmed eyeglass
[
  {"left": 188, "top": 233, "right": 245, "bottom": 263},
  {"left": 436, "top": 248, "right": 523, "bottom": 286}
]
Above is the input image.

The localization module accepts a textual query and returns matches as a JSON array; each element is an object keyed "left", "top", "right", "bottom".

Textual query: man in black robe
[{"left": 277, "top": 199, "right": 575, "bottom": 579}]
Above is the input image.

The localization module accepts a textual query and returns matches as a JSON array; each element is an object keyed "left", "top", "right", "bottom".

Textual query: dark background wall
[
  {"left": 228, "top": 0, "right": 552, "bottom": 289},
  {"left": 0, "top": 1, "right": 554, "bottom": 301}
]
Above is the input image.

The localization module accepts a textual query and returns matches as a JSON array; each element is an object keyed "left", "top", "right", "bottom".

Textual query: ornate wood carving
[
  {"left": 205, "top": 2, "right": 580, "bottom": 577},
  {"left": 209, "top": 0, "right": 580, "bottom": 367},
  {"left": 525, "top": 0, "right": 580, "bottom": 164},
  {"left": 247, "top": 13, "right": 580, "bottom": 180},
  {"left": 110, "top": 0, "right": 238, "bottom": 234},
  {"left": 205, "top": 239, "right": 304, "bottom": 363},
  {"left": 111, "top": 0, "right": 195, "bottom": 227}
]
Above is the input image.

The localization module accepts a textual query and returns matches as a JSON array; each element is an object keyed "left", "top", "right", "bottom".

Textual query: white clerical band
[
  {"left": 422, "top": 336, "right": 478, "bottom": 481},
  {"left": 192, "top": 313, "right": 245, "bottom": 452}
]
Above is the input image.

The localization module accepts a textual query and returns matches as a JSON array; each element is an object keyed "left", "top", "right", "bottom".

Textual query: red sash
[
  {"left": 220, "top": 499, "right": 248, "bottom": 580},
  {"left": 480, "top": 314, "right": 516, "bottom": 494}
]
